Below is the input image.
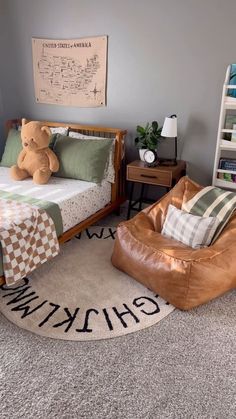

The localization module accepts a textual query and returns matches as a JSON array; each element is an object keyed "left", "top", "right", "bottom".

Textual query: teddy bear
[{"left": 10, "top": 119, "right": 59, "bottom": 184}]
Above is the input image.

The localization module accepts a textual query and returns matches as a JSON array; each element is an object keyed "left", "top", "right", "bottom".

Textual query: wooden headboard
[{"left": 6, "top": 118, "right": 127, "bottom": 204}]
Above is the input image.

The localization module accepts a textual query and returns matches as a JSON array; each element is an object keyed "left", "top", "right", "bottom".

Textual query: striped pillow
[
  {"left": 182, "top": 186, "right": 236, "bottom": 243},
  {"left": 161, "top": 205, "right": 220, "bottom": 249}
]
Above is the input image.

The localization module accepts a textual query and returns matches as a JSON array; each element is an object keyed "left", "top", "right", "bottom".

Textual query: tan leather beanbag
[{"left": 111, "top": 176, "right": 236, "bottom": 310}]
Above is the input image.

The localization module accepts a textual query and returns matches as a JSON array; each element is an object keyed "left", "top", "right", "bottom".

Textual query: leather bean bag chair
[{"left": 111, "top": 176, "right": 236, "bottom": 310}]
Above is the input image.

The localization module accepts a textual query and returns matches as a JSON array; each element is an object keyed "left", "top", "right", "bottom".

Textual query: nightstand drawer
[{"left": 127, "top": 166, "right": 172, "bottom": 187}]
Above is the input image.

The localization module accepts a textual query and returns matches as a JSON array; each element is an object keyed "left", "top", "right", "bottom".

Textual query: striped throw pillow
[
  {"left": 182, "top": 186, "right": 236, "bottom": 243},
  {"left": 161, "top": 204, "right": 220, "bottom": 249}
]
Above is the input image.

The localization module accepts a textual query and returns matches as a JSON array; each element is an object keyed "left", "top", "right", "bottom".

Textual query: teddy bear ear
[
  {"left": 22, "top": 118, "right": 27, "bottom": 126},
  {"left": 41, "top": 126, "right": 51, "bottom": 137}
]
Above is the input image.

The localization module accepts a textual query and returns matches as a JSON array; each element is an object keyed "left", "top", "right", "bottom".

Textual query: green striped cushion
[
  {"left": 182, "top": 186, "right": 236, "bottom": 243},
  {"left": 161, "top": 205, "right": 219, "bottom": 249}
]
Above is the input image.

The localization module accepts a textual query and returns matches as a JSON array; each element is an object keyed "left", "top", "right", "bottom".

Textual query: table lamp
[{"left": 161, "top": 114, "right": 177, "bottom": 166}]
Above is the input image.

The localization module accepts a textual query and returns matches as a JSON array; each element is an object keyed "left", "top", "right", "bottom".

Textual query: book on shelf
[
  {"left": 227, "top": 64, "right": 236, "bottom": 98},
  {"left": 218, "top": 172, "right": 236, "bottom": 183},
  {"left": 219, "top": 158, "right": 236, "bottom": 171}
]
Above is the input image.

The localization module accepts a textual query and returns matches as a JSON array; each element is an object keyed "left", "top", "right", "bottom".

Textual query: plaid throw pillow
[{"left": 161, "top": 204, "right": 220, "bottom": 249}]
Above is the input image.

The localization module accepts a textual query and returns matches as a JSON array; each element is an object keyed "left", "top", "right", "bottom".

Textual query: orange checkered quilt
[{"left": 0, "top": 199, "right": 60, "bottom": 285}]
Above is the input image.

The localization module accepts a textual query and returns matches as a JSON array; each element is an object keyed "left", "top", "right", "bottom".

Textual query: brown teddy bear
[{"left": 10, "top": 119, "right": 59, "bottom": 184}]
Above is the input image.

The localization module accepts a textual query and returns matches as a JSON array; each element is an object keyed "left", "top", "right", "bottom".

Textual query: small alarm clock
[{"left": 143, "top": 149, "right": 158, "bottom": 167}]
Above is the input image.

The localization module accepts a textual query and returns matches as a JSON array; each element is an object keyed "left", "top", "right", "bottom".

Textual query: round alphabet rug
[{"left": 0, "top": 227, "right": 175, "bottom": 341}]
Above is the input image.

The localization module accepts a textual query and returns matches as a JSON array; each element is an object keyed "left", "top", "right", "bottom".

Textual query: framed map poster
[{"left": 32, "top": 36, "right": 107, "bottom": 107}]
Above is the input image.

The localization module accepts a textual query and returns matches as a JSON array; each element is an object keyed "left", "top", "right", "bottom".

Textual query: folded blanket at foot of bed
[{"left": 0, "top": 191, "right": 63, "bottom": 285}]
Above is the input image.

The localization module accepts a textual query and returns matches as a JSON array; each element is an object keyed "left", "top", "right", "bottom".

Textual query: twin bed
[{"left": 0, "top": 119, "right": 127, "bottom": 285}]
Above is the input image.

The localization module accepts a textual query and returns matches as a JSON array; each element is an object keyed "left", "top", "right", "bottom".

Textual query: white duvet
[{"left": 0, "top": 167, "right": 111, "bottom": 232}]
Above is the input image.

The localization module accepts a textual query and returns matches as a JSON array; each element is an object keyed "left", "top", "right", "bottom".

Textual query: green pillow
[
  {"left": 0, "top": 129, "right": 58, "bottom": 168},
  {"left": 0, "top": 129, "right": 22, "bottom": 167},
  {"left": 54, "top": 134, "right": 113, "bottom": 183},
  {"left": 48, "top": 133, "right": 57, "bottom": 150}
]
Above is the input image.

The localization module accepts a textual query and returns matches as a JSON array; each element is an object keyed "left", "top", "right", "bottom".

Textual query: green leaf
[
  {"left": 136, "top": 125, "right": 145, "bottom": 135},
  {"left": 152, "top": 121, "right": 158, "bottom": 132},
  {"left": 145, "top": 122, "right": 150, "bottom": 132},
  {"left": 135, "top": 120, "right": 162, "bottom": 149}
]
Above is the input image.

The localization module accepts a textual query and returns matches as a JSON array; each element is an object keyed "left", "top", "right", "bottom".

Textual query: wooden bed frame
[{"left": 0, "top": 119, "right": 127, "bottom": 286}]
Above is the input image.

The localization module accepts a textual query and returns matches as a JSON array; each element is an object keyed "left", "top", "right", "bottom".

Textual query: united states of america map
[{"left": 32, "top": 36, "right": 107, "bottom": 107}]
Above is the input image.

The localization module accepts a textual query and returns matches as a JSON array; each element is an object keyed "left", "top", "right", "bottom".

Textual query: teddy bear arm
[
  {"left": 45, "top": 148, "right": 60, "bottom": 172},
  {"left": 17, "top": 149, "right": 27, "bottom": 169}
]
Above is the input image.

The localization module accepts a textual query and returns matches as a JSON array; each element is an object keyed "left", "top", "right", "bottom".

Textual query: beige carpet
[{"left": 0, "top": 226, "right": 174, "bottom": 341}]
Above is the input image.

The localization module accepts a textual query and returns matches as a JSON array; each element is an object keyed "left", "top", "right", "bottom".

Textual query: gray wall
[
  {"left": 1, "top": 0, "right": 236, "bottom": 185},
  {"left": 0, "top": 0, "right": 22, "bottom": 154}
]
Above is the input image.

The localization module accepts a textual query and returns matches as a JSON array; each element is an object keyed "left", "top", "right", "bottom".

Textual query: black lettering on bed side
[
  {"left": 11, "top": 298, "right": 48, "bottom": 318},
  {"left": 38, "top": 303, "right": 60, "bottom": 327},
  {"left": 53, "top": 307, "right": 80, "bottom": 332},
  {"left": 76, "top": 308, "right": 99, "bottom": 333},
  {"left": 112, "top": 304, "right": 140, "bottom": 328},
  {"left": 133, "top": 296, "right": 160, "bottom": 315}
]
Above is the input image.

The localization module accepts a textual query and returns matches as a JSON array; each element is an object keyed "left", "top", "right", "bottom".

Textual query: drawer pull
[{"left": 140, "top": 174, "right": 158, "bottom": 179}]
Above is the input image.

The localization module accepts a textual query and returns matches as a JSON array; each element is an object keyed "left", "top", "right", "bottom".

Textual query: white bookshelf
[
  {"left": 212, "top": 65, "right": 236, "bottom": 190},
  {"left": 217, "top": 169, "right": 236, "bottom": 175},
  {"left": 214, "top": 178, "right": 236, "bottom": 190}
]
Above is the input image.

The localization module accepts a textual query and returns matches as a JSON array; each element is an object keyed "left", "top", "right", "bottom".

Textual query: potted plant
[{"left": 135, "top": 121, "right": 162, "bottom": 161}]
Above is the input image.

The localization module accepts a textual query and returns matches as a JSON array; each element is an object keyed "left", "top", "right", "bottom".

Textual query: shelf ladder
[{"left": 212, "top": 64, "right": 236, "bottom": 190}]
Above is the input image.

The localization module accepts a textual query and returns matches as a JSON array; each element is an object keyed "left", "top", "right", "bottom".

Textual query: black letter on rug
[
  {"left": 5, "top": 287, "right": 36, "bottom": 305},
  {"left": 0, "top": 278, "right": 29, "bottom": 291},
  {"left": 11, "top": 299, "right": 48, "bottom": 319},
  {"left": 53, "top": 307, "right": 80, "bottom": 333},
  {"left": 154, "top": 294, "right": 170, "bottom": 305},
  {"left": 76, "top": 308, "right": 99, "bottom": 333},
  {"left": 86, "top": 228, "right": 104, "bottom": 239},
  {"left": 38, "top": 303, "right": 60, "bottom": 327},
  {"left": 102, "top": 308, "right": 114, "bottom": 331},
  {"left": 112, "top": 304, "right": 140, "bottom": 328},
  {"left": 133, "top": 297, "right": 160, "bottom": 315},
  {"left": 103, "top": 228, "right": 116, "bottom": 240}
]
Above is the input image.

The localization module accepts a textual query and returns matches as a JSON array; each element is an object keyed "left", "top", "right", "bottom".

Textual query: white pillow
[
  {"left": 50, "top": 126, "right": 68, "bottom": 135},
  {"left": 68, "top": 131, "right": 115, "bottom": 183},
  {"left": 161, "top": 204, "right": 220, "bottom": 249},
  {"left": 18, "top": 126, "right": 69, "bottom": 136}
]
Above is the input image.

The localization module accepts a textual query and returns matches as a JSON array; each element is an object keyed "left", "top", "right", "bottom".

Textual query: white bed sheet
[{"left": 0, "top": 167, "right": 111, "bottom": 233}]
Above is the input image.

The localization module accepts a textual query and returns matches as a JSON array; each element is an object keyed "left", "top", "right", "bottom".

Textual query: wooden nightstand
[{"left": 126, "top": 160, "right": 186, "bottom": 219}]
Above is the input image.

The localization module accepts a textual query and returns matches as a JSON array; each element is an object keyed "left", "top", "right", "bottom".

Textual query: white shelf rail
[{"left": 212, "top": 65, "right": 236, "bottom": 190}]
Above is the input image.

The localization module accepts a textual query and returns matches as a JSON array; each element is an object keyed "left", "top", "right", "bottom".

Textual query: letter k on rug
[{"left": 0, "top": 227, "right": 174, "bottom": 341}]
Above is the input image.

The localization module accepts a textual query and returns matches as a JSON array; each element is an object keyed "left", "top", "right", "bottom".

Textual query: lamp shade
[{"left": 161, "top": 116, "right": 177, "bottom": 138}]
